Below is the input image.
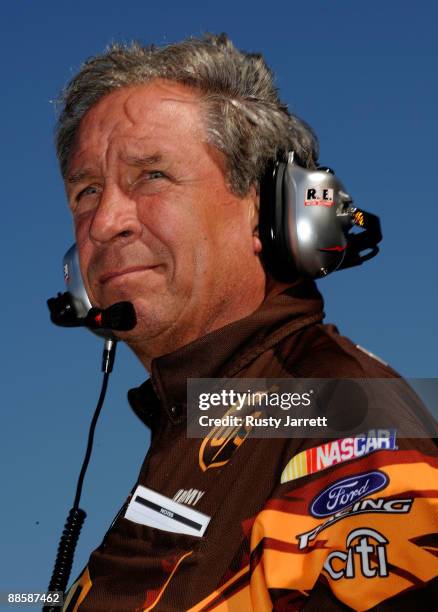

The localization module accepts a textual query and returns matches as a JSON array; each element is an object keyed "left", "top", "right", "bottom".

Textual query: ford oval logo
[{"left": 310, "top": 470, "right": 389, "bottom": 517}]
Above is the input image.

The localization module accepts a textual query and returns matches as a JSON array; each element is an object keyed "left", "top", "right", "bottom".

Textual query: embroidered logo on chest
[{"left": 173, "top": 488, "right": 205, "bottom": 506}]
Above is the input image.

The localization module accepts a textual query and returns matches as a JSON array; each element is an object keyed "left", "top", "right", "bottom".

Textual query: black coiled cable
[
  {"left": 46, "top": 508, "right": 86, "bottom": 593},
  {"left": 43, "top": 371, "right": 110, "bottom": 611}
]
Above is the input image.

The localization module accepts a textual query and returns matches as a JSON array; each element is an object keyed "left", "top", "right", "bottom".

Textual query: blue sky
[{"left": 1, "top": 0, "right": 437, "bottom": 601}]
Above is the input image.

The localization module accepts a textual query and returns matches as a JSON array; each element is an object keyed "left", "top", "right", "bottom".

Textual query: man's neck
[{"left": 128, "top": 279, "right": 267, "bottom": 372}]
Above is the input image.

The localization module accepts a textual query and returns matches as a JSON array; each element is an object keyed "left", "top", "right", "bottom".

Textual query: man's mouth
[{"left": 99, "top": 266, "right": 159, "bottom": 285}]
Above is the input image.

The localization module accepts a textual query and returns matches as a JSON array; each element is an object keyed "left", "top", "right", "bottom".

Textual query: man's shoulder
[{"left": 274, "top": 322, "right": 399, "bottom": 379}]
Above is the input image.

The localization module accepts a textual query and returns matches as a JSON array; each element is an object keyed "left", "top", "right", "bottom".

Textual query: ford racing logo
[{"left": 310, "top": 470, "right": 389, "bottom": 517}]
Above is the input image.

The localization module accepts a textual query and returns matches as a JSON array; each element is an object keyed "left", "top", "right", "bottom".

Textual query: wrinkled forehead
[{"left": 67, "top": 80, "right": 208, "bottom": 173}]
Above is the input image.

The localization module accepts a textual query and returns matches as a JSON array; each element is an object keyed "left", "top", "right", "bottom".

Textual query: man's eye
[
  {"left": 76, "top": 185, "right": 101, "bottom": 201},
  {"left": 133, "top": 170, "right": 169, "bottom": 194},
  {"left": 144, "top": 170, "right": 165, "bottom": 180}
]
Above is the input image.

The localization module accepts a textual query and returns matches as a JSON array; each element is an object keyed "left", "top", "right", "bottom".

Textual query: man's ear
[{"left": 248, "top": 186, "right": 262, "bottom": 254}]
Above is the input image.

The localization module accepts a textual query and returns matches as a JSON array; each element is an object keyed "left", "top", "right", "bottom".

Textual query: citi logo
[{"left": 324, "top": 528, "right": 389, "bottom": 580}]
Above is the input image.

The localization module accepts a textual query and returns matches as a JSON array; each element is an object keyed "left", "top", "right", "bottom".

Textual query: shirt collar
[{"left": 128, "top": 278, "right": 324, "bottom": 426}]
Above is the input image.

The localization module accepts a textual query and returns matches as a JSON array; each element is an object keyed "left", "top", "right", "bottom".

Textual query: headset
[{"left": 48, "top": 150, "right": 381, "bottom": 329}]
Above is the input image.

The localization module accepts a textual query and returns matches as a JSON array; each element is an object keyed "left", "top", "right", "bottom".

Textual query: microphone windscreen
[
  {"left": 101, "top": 302, "right": 137, "bottom": 331},
  {"left": 47, "top": 292, "right": 84, "bottom": 327}
]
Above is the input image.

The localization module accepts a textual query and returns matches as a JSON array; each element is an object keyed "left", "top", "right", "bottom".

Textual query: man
[{"left": 58, "top": 34, "right": 437, "bottom": 610}]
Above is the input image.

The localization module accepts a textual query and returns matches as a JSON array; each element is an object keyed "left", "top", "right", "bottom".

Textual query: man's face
[{"left": 66, "top": 81, "right": 265, "bottom": 355}]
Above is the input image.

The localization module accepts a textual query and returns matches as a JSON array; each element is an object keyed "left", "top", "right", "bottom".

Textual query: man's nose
[{"left": 89, "top": 183, "right": 141, "bottom": 244}]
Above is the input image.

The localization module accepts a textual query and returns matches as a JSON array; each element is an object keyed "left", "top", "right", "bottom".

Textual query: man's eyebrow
[
  {"left": 121, "top": 153, "right": 163, "bottom": 166},
  {"left": 66, "top": 169, "right": 96, "bottom": 184},
  {"left": 66, "top": 154, "right": 163, "bottom": 184}
]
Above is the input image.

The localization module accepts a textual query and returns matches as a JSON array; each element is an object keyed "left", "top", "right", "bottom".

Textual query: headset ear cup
[
  {"left": 260, "top": 154, "right": 382, "bottom": 280},
  {"left": 259, "top": 160, "right": 298, "bottom": 281}
]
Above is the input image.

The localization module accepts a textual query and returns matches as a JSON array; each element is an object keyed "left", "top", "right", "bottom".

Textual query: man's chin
[{"left": 110, "top": 305, "right": 176, "bottom": 345}]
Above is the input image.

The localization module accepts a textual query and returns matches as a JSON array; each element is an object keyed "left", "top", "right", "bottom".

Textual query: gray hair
[{"left": 56, "top": 33, "right": 319, "bottom": 195}]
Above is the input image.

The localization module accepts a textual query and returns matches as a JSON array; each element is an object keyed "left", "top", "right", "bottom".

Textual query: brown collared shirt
[{"left": 63, "top": 280, "right": 438, "bottom": 611}]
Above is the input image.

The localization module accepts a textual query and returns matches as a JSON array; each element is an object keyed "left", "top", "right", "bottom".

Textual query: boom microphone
[
  {"left": 85, "top": 302, "right": 137, "bottom": 331},
  {"left": 47, "top": 292, "right": 137, "bottom": 332}
]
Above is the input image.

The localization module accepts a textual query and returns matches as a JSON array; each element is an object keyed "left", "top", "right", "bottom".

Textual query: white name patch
[{"left": 125, "top": 485, "right": 211, "bottom": 537}]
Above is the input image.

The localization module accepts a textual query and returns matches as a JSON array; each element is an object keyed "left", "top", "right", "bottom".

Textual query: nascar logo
[{"left": 281, "top": 429, "right": 397, "bottom": 484}]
